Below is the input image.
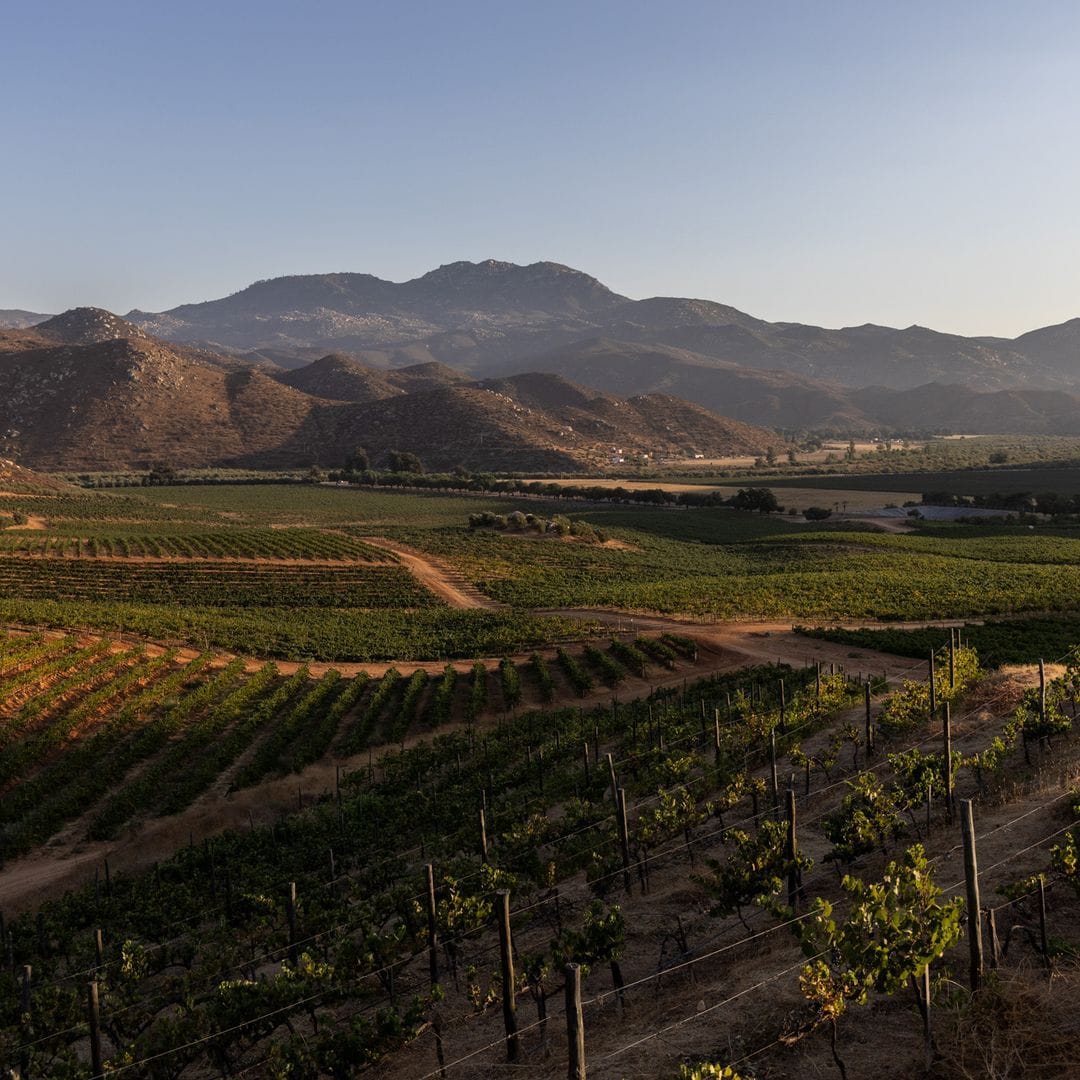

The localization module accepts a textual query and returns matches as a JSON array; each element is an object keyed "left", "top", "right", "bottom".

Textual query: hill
[
  {"left": 0, "top": 318, "right": 335, "bottom": 470},
  {"left": 0, "top": 312, "right": 776, "bottom": 472},
  {"left": 274, "top": 353, "right": 468, "bottom": 402},
  {"left": 124, "top": 259, "right": 1080, "bottom": 397},
  {"left": 0, "top": 458, "right": 79, "bottom": 494},
  {"left": 279, "top": 371, "right": 777, "bottom": 473}
]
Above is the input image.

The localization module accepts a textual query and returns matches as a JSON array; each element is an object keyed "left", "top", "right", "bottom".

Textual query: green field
[
  {"left": 773, "top": 465, "right": 1080, "bottom": 497},
  {"left": 797, "top": 615, "right": 1080, "bottom": 667},
  {"left": 4, "top": 483, "right": 1080, "bottom": 658}
]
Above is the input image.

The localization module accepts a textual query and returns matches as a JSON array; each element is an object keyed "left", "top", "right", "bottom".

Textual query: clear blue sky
[{"left": 3, "top": 0, "right": 1078, "bottom": 336}]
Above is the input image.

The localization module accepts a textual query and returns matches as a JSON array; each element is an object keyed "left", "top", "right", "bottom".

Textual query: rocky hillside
[
  {"left": 274, "top": 353, "right": 468, "bottom": 402},
  {"left": 0, "top": 311, "right": 778, "bottom": 472},
  {"left": 125, "top": 260, "right": 1080, "bottom": 395},
  {"left": 329, "top": 373, "right": 775, "bottom": 473},
  {"left": 0, "top": 459, "right": 79, "bottom": 494}
]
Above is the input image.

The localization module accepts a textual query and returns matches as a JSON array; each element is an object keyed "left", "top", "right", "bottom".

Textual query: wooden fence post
[
  {"left": 87, "top": 980, "right": 104, "bottom": 1079},
  {"left": 864, "top": 681, "right": 874, "bottom": 758},
  {"left": 785, "top": 786, "right": 802, "bottom": 909},
  {"left": 565, "top": 963, "right": 586, "bottom": 1080},
  {"left": 616, "top": 788, "right": 632, "bottom": 893},
  {"left": 960, "top": 800, "right": 984, "bottom": 990},
  {"left": 769, "top": 729, "right": 779, "bottom": 814},
  {"left": 497, "top": 891, "right": 519, "bottom": 1061},
  {"left": 286, "top": 881, "right": 298, "bottom": 965},
  {"left": 943, "top": 703, "right": 954, "bottom": 821},
  {"left": 928, "top": 651, "right": 936, "bottom": 721},
  {"left": 425, "top": 864, "right": 439, "bottom": 987}
]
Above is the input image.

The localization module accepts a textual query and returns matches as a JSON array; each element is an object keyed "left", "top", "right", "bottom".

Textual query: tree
[
  {"left": 803, "top": 506, "right": 832, "bottom": 521},
  {"left": 146, "top": 462, "right": 177, "bottom": 485},
  {"left": 845, "top": 439, "right": 857, "bottom": 463},
  {"left": 343, "top": 447, "right": 370, "bottom": 474},
  {"left": 765, "top": 446, "right": 777, "bottom": 466},
  {"left": 386, "top": 450, "right": 423, "bottom": 473},
  {"left": 729, "top": 488, "right": 781, "bottom": 514}
]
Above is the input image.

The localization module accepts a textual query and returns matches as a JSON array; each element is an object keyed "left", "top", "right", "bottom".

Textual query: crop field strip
[
  {"left": 0, "top": 526, "right": 389, "bottom": 561},
  {"left": 6, "top": 643, "right": 1079, "bottom": 1078},
  {"left": 0, "top": 630, "right": 708, "bottom": 857},
  {"left": 0, "top": 558, "right": 440, "bottom": 608}
]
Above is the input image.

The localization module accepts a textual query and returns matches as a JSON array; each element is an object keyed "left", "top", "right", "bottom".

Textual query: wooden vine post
[
  {"left": 286, "top": 881, "right": 299, "bottom": 965},
  {"left": 960, "top": 800, "right": 984, "bottom": 990},
  {"left": 1039, "top": 659, "right": 1046, "bottom": 724},
  {"left": 769, "top": 729, "right": 779, "bottom": 814},
  {"left": 616, "top": 787, "right": 632, "bottom": 893},
  {"left": 565, "top": 963, "right": 586, "bottom": 1079},
  {"left": 479, "top": 807, "right": 488, "bottom": 863},
  {"left": 425, "top": 864, "right": 439, "bottom": 987},
  {"left": 864, "top": 680, "right": 874, "bottom": 757},
  {"left": 87, "top": 980, "right": 104, "bottom": 1079},
  {"left": 496, "top": 891, "right": 519, "bottom": 1062},
  {"left": 778, "top": 678, "right": 786, "bottom": 734},
  {"left": 928, "top": 651, "right": 937, "bottom": 721},
  {"left": 784, "top": 785, "right": 803, "bottom": 909},
  {"left": 943, "top": 703, "right": 954, "bottom": 820}
]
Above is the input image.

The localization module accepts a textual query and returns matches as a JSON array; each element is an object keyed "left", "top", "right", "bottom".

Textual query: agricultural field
[
  {"left": 5, "top": 484, "right": 1080, "bottom": 659},
  {"left": 799, "top": 615, "right": 1080, "bottom": 667},
  {"left": 775, "top": 464, "right": 1080, "bottom": 498},
  {"left": 5, "top": 635, "right": 1080, "bottom": 1078},
  {"left": 0, "top": 627, "right": 709, "bottom": 863},
  {"left": 4, "top": 480, "right": 1080, "bottom": 1077}
]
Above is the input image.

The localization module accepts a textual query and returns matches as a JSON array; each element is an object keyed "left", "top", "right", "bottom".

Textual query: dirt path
[{"left": 357, "top": 536, "right": 506, "bottom": 609}]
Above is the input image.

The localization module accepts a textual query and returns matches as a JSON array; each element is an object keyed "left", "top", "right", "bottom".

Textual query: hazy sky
[{"left": 3, "top": 0, "right": 1078, "bottom": 336}]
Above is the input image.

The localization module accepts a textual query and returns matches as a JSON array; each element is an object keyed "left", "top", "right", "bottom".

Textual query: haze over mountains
[{"left": 4, "top": 260, "right": 1080, "bottom": 463}]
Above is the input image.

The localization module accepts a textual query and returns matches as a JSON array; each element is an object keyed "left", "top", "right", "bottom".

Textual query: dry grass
[{"left": 934, "top": 964, "right": 1080, "bottom": 1078}]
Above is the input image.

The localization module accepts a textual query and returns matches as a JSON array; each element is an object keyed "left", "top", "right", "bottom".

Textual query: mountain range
[
  {"left": 4, "top": 260, "right": 1080, "bottom": 449},
  {"left": 0, "top": 309, "right": 774, "bottom": 472},
  {"left": 98, "top": 260, "right": 1080, "bottom": 395}
]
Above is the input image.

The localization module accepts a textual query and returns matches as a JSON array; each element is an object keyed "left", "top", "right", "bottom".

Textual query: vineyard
[
  {"left": 5, "top": 486, "right": 1080, "bottom": 662},
  {"left": 3, "top": 631, "right": 1080, "bottom": 1078},
  {"left": 5, "top": 481, "right": 1080, "bottom": 1076},
  {"left": 0, "top": 627, "right": 708, "bottom": 862},
  {"left": 799, "top": 615, "right": 1080, "bottom": 667},
  {"left": 0, "top": 528, "right": 388, "bottom": 561}
]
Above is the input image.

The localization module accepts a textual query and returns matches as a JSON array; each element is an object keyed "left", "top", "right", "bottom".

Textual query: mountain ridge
[{"left": 119, "top": 260, "right": 1080, "bottom": 394}]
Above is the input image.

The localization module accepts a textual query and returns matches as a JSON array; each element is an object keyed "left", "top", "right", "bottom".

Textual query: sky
[{"left": 3, "top": 0, "right": 1079, "bottom": 337}]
